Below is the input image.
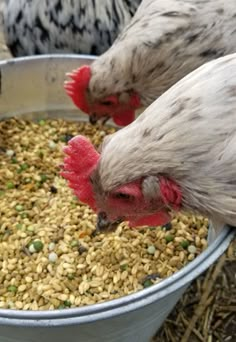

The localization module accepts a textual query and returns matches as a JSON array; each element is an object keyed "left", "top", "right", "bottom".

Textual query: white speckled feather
[
  {"left": 89, "top": 0, "right": 236, "bottom": 106},
  {"left": 97, "top": 53, "right": 236, "bottom": 227}
]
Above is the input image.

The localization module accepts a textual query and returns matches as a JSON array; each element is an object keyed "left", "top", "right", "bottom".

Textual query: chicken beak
[
  {"left": 93, "top": 212, "right": 123, "bottom": 235},
  {"left": 89, "top": 114, "right": 110, "bottom": 126},
  {"left": 89, "top": 113, "right": 98, "bottom": 125}
]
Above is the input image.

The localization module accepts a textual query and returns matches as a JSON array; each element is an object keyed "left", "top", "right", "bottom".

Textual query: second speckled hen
[
  {"left": 65, "top": 0, "right": 236, "bottom": 126},
  {"left": 62, "top": 53, "right": 236, "bottom": 235}
]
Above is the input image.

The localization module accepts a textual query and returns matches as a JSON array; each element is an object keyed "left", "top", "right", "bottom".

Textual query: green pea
[
  {"left": 11, "top": 157, "right": 18, "bottom": 164},
  {"left": 120, "top": 264, "right": 128, "bottom": 271},
  {"left": 20, "top": 212, "right": 28, "bottom": 219},
  {"left": 143, "top": 279, "right": 153, "bottom": 288},
  {"left": 32, "top": 240, "right": 44, "bottom": 252},
  {"left": 70, "top": 240, "right": 78, "bottom": 247},
  {"left": 64, "top": 300, "right": 71, "bottom": 307},
  {"left": 6, "top": 181, "right": 14, "bottom": 189},
  {"left": 20, "top": 163, "right": 29, "bottom": 171},
  {"left": 180, "top": 240, "right": 190, "bottom": 249},
  {"left": 40, "top": 174, "right": 47, "bottom": 183},
  {"left": 38, "top": 119, "right": 46, "bottom": 126},
  {"left": 165, "top": 235, "right": 174, "bottom": 243},
  {"left": 7, "top": 285, "right": 17, "bottom": 293}
]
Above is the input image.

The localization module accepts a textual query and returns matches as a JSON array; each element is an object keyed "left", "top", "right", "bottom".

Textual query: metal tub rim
[{"left": 0, "top": 55, "right": 234, "bottom": 327}]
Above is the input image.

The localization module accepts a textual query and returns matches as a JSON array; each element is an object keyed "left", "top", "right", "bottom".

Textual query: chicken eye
[
  {"left": 100, "top": 100, "right": 113, "bottom": 106},
  {"left": 114, "top": 192, "right": 133, "bottom": 200}
]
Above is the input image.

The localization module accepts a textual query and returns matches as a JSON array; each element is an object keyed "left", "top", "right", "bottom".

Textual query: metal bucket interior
[{"left": 0, "top": 55, "right": 234, "bottom": 342}]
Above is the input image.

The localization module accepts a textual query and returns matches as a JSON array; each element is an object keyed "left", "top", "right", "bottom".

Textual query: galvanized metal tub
[{"left": 0, "top": 55, "right": 234, "bottom": 342}]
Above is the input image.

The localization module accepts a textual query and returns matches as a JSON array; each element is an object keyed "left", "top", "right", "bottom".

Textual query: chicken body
[
  {"left": 3, "top": 0, "right": 141, "bottom": 57},
  {"left": 91, "top": 53, "right": 236, "bottom": 231},
  {"left": 84, "top": 0, "right": 236, "bottom": 119}
]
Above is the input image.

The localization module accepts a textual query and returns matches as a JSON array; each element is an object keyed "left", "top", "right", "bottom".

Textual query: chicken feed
[{"left": 0, "top": 118, "right": 208, "bottom": 310}]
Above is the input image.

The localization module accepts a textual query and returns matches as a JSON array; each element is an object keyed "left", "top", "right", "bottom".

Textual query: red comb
[
  {"left": 64, "top": 65, "right": 91, "bottom": 113},
  {"left": 60, "top": 135, "right": 100, "bottom": 210}
]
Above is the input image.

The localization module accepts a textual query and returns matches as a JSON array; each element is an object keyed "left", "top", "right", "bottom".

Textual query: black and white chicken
[{"left": 3, "top": 0, "right": 141, "bottom": 57}]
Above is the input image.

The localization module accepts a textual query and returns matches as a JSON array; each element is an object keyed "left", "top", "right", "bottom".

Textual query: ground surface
[{"left": 0, "top": 2, "right": 235, "bottom": 341}]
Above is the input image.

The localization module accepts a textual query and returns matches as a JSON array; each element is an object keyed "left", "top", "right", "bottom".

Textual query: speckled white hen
[
  {"left": 89, "top": 0, "right": 236, "bottom": 106},
  {"left": 64, "top": 0, "right": 236, "bottom": 125},
  {"left": 89, "top": 54, "right": 236, "bottom": 234}
]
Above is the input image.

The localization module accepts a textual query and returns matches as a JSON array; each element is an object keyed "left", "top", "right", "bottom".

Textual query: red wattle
[{"left": 113, "top": 110, "right": 135, "bottom": 126}]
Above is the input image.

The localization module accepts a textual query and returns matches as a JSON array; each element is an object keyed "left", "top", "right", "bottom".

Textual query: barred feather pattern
[{"left": 3, "top": 0, "right": 141, "bottom": 56}]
